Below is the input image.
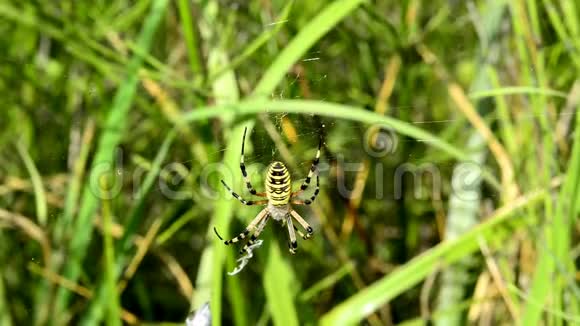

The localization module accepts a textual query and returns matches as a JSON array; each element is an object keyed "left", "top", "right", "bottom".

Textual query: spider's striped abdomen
[{"left": 266, "top": 161, "right": 291, "bottom": 206}]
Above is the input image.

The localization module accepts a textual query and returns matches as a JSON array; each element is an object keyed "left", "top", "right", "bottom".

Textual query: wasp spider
[{"left": 215, "top": 127, "right": 321, "bottom": 255}]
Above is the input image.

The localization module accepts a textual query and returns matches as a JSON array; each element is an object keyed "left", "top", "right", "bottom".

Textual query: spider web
[{"left": 224, "top": 64, "right": 336, "bottom": 274}]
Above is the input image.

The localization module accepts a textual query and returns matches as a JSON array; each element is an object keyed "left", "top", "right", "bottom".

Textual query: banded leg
[
  {"left": 292, "top": 226, "right": 308, "bottom": 240},
  {"left": 290, "top": 210, "right": 314, "bottom": 239},
  {"left": 223, "top": 208, "right": 268, "bottom": 245},
  {"left": 291, "top": 174, "right": 320, "bottom": 205},
  {"left": 221, "top": 180, "right": 268, "bottom": 206},
  {"left": 292, "top": 137, "right": 322, "bottom": 197},
  {"left": 240, "top": 127, "right": 266, "bottom": 197},
  {"left": 286, "top": 215, "right": 298, "bottom": 254},
  {"left": 240, "top": 215, "right": 270, "bottom": 254}
]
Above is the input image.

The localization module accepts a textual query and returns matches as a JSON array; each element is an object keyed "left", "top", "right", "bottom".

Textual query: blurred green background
[{"left": 1, "top": 0, "right": 579, "bottom": 325}]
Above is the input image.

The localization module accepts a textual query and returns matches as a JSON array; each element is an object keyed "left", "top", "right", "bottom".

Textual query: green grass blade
[
  {"left": 320, "top": 188, "right": 550, "bottom": 325},
  {"left": 156, "top": 209, "right": 196, "bottom": 246},
  {"left": 523, "top": 87, "right": 580, "bottom": 325},
  {"left": 206, "top": 125, "right": 247, "bottom": 326},
  {"left": 249, "top": 2, "right": 367, "bottom": 323},
  {"left": 15, "top": 141, "right": 47, "bottom": 226},
  {"left": 225, "top": 253, "right": 249, "bottom": 326},
  {"left": 191, "top": 30, "right": 245, "bottom": 325},
  {"left": 468, "top": 86, "right": 567, "bottom": 100},
  {"left": 252, "top": 0, "right": 367, "bottom": 96},
  {"left": 109, "top": 0, "right": 152, "bottom": 32},
  {"left": 0, "top": 271, "right": 12, "bottom": 326},
  {"left": 181, "top": 99, "right": 501, "bottom": 189},
  {"left": 193, "top": 124, "right": 250, "bottom": 326},
  {"left": 300, "top": 261, "right": 355, "bottom": 302},
  {"left": 522, "top": 248, "right": 554, "bottom": 324},
  {"left": 197, "top": 2, "right": 369, "bottom": 324},
  {"left": 263, "top": 244, "right": 299, "bottom": 326},
  {"left": 560, "top": 0, "right": 579, "bottom": 38},
  {"left": 511, "top": 284, "right": 580, "bottom": 323},
  {"left": 541, "top": 0, "right": 580, "bottom": 69},
  {"left": 81, "top": 129, "right": 177, "bottom": 324},
  {"left": 56, "top": 121, "right": 95, "bottom": 243},
  {"left": 437, "top": 4, "right": 506, "bottom": 322},
  {"left": 208, "top": 1, "right": 294, "bottom": 84},
  {"left": 4, "top": 0, "right": 579, "bottom": 323},
  {"left": 0, "top": 3, "right": 123, "bottom": 81},
  {"left": 118, "top": 130, "right": 177, "bottom": 253},
  {"left": 177, "top": 0, "right": 203, "bottom": 76},
  {"left": 53, "top": 0, "right": 169, "bottom": 317},
  {"left": 486, "top": 69, "right": 517, "bottom": 156},
  {"left": 100, "top": 177, "right": 121, "bottom": 326}
]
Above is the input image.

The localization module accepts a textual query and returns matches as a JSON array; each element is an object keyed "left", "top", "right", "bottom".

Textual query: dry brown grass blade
[
  {"left": 420, "top": 268, "right": 439, "bottom": 319},
  {"left": 468, "top": 271, "right": 492, "bottom": 323},
  {"left": 556, "top": 79, "right": 580, "bottom": 151},
  {"left": 375, "top": 55, "right": 401, "bottom": 116},
  {"left": 341, "top": 55, "right": 401, "bottom": 241},
  {"left": 27, "top": 263, "right": 139, "bottom": 324},
  {"left": 447, "top": 83, "right": 519, "bottom": 200},
  {"left": 479, "top": 238, "right": 520, "bottom": 322},
  {"left": 281, "top": 115, "right": 299, "bottom": 144},
  {"left": 340, "top": 159, "right": 370, "bottom": 240},
  {"left": 0, "top": 175, "right": 66, "bottom": 206},
  {"left": 118, "top": 218, "right": 164, "bottom": 293},
  {"left": 0, "top": 208, "right": 51, "bottom": 265},
  {"left": 156, "top": 249, "right": 195, "bottom": 300},
  {"left": 93, "top": 213, "right": 195, "bottom": 303},
  {"left": 28, "top": 263, "right": 93, "bottom": 298},
  {"left": 141, "top": 76, "right": 208, "bottom": 165},
  {"left": 416, "top": 43, "right": 519, "bottom": 201}
]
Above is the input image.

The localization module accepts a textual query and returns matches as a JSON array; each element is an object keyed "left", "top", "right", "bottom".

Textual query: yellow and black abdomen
[{"left": 265, "top": 161, "right": 291, "bottom": 206}]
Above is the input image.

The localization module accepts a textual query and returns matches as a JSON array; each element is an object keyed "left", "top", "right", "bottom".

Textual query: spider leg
[
  {"left": 292, "top": 225, "right": 307, "bottom": 240},
  {"left": 286, "top": 215, "right": 298, "bottom": 254},
  {"left": 222, "top": 208, "right": 268, "bottom": 245},
  {"left": 291, "top": 137, "right": 322, "bottom": 197},
  {"left": 290, "top": 209, "right": 314, "bottom": 239},
  {"left": 291, "top": 174, "right": 320, "bottom": 205},
  {"left": 240, "top": 215, "right": 270, "bottom": 254},
  {"left": 240, "top": 127, "right": 267, "bottom": 197},
  {"left": 221, "top": 180, "right": 268, "bottom": 206}
]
